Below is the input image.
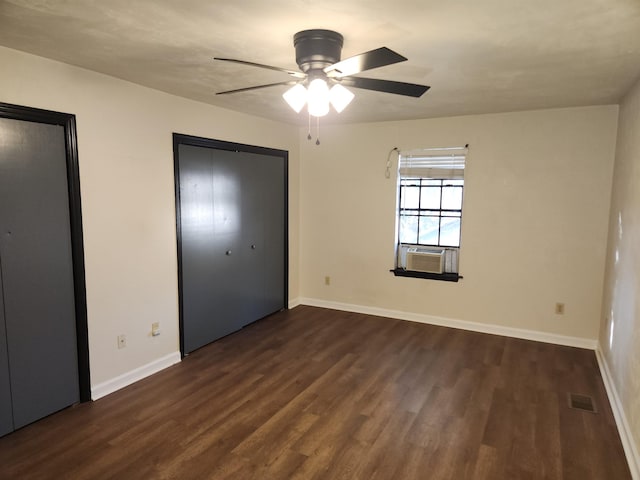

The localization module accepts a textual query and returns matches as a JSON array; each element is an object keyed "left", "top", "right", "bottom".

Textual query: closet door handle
[
  {"left": 251, "top": 244, "right": 256, "bottom": 250},
  {"left": 225, "top": 250, "right": 232, "bottom": 256}
]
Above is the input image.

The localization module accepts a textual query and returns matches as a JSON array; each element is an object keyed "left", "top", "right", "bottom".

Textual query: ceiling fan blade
[
  {"left": 324, "top": 47, "right": 407, "bottom": 78},
  {"left": 214, "top": 58, "right": 306, "bottom": 79},
  {"left": 340, "top": 76, "right": 430, "bottom": 98},
  {"left": 216, "top": 80, "right": 299, "bottom": 95}
]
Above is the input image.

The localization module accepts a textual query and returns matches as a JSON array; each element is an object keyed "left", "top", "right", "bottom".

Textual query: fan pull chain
[
  {"left": 307, "top": 112, "right": 312, "bottom": 141},
  {"left": 316, "top": 116, "right": 320, "bottom": 145}
]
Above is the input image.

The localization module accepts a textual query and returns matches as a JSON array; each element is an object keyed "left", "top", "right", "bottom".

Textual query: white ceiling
[{"left": 1, "top": 0, "right": 640, "bottom": 125}]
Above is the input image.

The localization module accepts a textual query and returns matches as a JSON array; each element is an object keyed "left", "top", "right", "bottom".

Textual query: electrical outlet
[
  {"left": 555, "top": 303, "right": 565, "bottom": 315},
  {"left": 325, "top": 276, "right": 331, "bottom": 286},
  {"left": 152, "top": 322, "right": 160, "bottom": 337},
  {"left": 117, "top": 334, "right": 126, "bottom": 349}
]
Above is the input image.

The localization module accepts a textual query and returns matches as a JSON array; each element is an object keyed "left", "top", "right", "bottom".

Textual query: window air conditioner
[{"left": 406, "top": 247, "right": 445, "bottom": 274}]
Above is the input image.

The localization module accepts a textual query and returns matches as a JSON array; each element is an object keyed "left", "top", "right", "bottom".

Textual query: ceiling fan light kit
[
  {"left": 215, "top": 29, "right": 429, "bottom": 143},
  {"left": 284, "top": 79, "right": 355, "bottom": 117}
]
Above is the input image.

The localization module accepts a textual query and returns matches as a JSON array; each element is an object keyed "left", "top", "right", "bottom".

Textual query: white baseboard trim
[
  {"left": 298, "top": 297, "right": 597, "bottom": 350},
  {"left": 596, "top": 345, "right": 640, "bottom": 480},
  {"left": 288, "top": 297, "right": 301, "bottom": 309},
  {"left": 91, "top": 351, "right": 182, "bottom": 401}
]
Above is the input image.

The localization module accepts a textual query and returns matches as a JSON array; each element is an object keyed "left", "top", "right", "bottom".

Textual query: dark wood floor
[{"left": 0, "top": 306, "right": 630, "bottom": 479}]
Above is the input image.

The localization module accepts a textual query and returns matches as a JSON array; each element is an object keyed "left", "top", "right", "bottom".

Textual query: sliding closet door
[
  {"left": 0, "top": 118, "right": 79, "bottom": 432},
  {"left": 179, "top": 144, "right": 254, "bottom": 352},
  {"left": 238, "top": 151, "right": 285, "bottom": 323},
  {"left": 176, "top": 138, "right": 286, "bottom": 355}
]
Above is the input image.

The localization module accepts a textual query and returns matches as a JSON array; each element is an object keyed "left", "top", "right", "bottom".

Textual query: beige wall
[
  {"left": 0, "top": 46, "right": 300, "bottom": 386},
  {"left": 600, "top": 76, "right": 640, "bottom": 458},
  {"left": 300, "top": 106, "right": 618, "bottom": 341}
]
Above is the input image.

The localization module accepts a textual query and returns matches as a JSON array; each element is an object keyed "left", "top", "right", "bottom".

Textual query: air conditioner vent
[{"left": 406, "top": 248, "right": 444, "bottom": 274}]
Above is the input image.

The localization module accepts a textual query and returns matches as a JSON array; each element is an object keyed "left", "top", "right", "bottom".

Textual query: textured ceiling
[{"left": 1, "top": 0, "right": 640, "bottom": 125}]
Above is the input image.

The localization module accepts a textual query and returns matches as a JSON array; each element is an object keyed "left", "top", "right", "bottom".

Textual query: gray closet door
[
  {"left": 0, "top": 118, "right": 79, "bottom": 432},
  {"left": 178, "top": 143, "right": 285, "bottom": 354},
  {"left": 179, "top": 145, "right": 244, "bottom": 352},
  {"left": 238, "top": 151, "right": 285, "bottom": 324}
]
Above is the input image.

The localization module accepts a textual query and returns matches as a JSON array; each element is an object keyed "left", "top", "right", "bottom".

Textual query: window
[
  {"left": 398, "top": 178, "right": 463, "bottom": 247},
  {"left": 393, "top": 147, "right": 467, "bottom": 281}
]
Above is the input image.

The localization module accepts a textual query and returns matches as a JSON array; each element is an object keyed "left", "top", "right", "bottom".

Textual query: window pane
[
  {"left": 401, "top": 186, "right": 420, "bottom": 209},
  {"left": 424, "top": 179, "right": 442, "bottom": 186},
  {"left": 399, "top": 215, "right": 418, "bottom": 244},
  {"left": 441, "top": 186, "right": 462, "bottom": 210},
  {"left": 420, "top": 186, "right": 441, "bottom": 209},
  {"left": 441, "top": 211, "right": 461, "bottom": 217},
  {"left": 445, "top": 179, "right": 464, "bottom": 186},
  {"left": 401, "top": 178, "right": 420, "bottom": 186},
  {"left": 439, "top": 217, "right": 461, "bottom": 246},
  {"left": 418, "top": 217, "right": 439, "bottom": 245}
]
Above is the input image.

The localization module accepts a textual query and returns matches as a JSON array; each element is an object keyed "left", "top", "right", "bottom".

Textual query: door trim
[
  {"left": 0, "top": 102, "right": 91, "bottom": 402},
  {"left": 172, "top": 133, "right": 289, "bottom": 357}
]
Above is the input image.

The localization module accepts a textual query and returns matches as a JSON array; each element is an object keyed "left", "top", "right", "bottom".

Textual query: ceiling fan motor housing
[{"left": 294, "top": 29, "right": 344, "bottom": 73}]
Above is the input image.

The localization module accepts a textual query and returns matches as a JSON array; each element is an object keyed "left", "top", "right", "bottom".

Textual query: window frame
[{"left": 391, "top": 147, "right": 467, "bottom": 282}]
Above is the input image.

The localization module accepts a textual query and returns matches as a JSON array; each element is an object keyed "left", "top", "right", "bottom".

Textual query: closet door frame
[
  {"left": 173, "top": 133, "right": 289, "bottom": 357},
  {"left": 0, "top": 102, "right": 91, "bottom": 402}
]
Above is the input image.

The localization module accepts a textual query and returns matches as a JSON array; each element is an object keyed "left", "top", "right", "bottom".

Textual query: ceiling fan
[{"left": 214, "top": 29, "right": 430, "bottom": 119}]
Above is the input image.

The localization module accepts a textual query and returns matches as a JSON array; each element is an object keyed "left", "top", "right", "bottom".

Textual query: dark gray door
[
  {"left": 178, "top": 143, "right": 285, "bottom": 354},
  {"left": 0, "top": 118, "right": 79, "bottom": 434},
  {"left": 179, "top": 144, "right": 242, "bottom": 351},
  {"left": 238, "top": 151, "right": 286, "bottom": 324}
]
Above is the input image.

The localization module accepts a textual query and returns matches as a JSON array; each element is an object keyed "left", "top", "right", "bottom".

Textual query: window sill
[{"left": 390, "top": 268, "right": 462, "bottom": 282}]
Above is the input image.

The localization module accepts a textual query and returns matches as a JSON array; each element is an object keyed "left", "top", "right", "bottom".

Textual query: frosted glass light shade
[
  {"left": 282, "top": 84, "right": 307, "bottom": 113},
  {"left": 307, "top": 78, "right": 330, "bottom": 117},
  {"left": 283, "top": 79, "right": 355, "bottom": 117},
  {"left": 329, "top": 84, "right": 354, "bottom": 113}
]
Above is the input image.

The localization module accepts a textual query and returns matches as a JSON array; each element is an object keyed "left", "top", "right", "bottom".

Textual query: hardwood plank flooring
[{"left": 0, "top": 306, "right": 631, "bottom": 479}]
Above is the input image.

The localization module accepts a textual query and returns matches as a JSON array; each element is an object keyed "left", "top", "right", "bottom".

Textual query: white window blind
[{"left": 398, "top": 146, "right": 467, "bottom": 179}]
